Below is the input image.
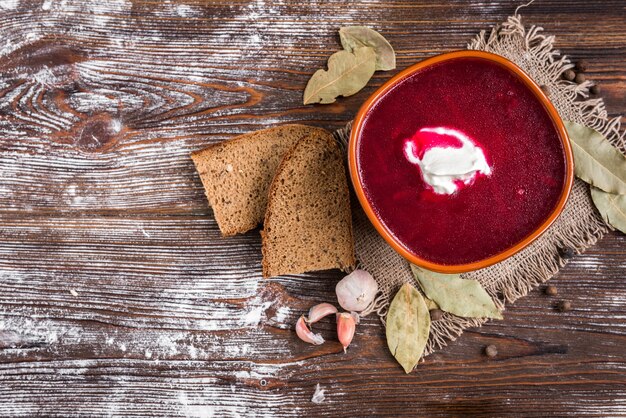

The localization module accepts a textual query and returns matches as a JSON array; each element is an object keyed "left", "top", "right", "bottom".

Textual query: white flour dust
[
  {"left": 0, "top": 0, "right": 19, "bottom": 10},
  {"left": 0, "top": 315, "right": 81, "bottom": 355},
  {"left": 176, "top": 4, "right": 200, "bottom": 17},
  {"left": 243, "top": 301, "right": 272, "bottom": 327},
  {"left": 32, "top": 66, "right": 57, "bottom": 87},
  {"left": 273, "top": 305, "right": 291, "bottom": 324},
  {"left": 311, "top": 383, "right": 325, "bottom": 404}
]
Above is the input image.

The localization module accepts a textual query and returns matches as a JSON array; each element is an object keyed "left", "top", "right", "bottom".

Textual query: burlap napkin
[{"left": 333, "top": 15, "right": 625, "bottom": 357}]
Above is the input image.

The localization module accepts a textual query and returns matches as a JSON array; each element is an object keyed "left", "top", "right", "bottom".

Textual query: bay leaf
[
  {"left": 424, "top": 297, "right": 440, "bottom": 311},
  {"left": 339, "top": 26, "right": 396, "bottom": 71},
  {"left": 411, "top": 265, "right": 503, "bottom": 319},
  {"left": 386, "top": 282, "right": 431, "bottom": 373},
  {"left": 590, "top": 187, "right": 626, "bottom": 233},
  {"left": 303, "top": 47, "right": 376, "bottom": 105},
  {"left": 564, "top": 121, "right": 626, "bottom": 194}
]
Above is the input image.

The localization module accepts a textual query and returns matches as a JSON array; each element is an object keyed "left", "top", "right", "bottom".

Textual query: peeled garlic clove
[
  {"left": 306, "top": 303, "right": 338, "bottom": 324},
  {"left": 295, "top": 316, "right": 325, "bottom": 345},
  {"left": 335, "top": 269, "right": 379, "bottom": 312},
  {"left": 336, "top": 312, "right": 356, "bottom": 353}
]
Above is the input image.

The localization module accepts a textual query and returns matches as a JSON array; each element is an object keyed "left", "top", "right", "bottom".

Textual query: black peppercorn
[
  {"left": 574, "top": 73, "right": 586, "bottom": 84},
  {"left": 559, "top": 247, "right": 576, "bottom": 259},
  {"left": 430, "top": 309, "right": 444, "bottom": 321},
  {"left": 575, "top": 59, "right": 588, "bottom": 72},
  {"left": 540, "top": 85, "right": 551, "bottom": 96},
  {"left": 590, "top": 84, "right": 600, "bottom": 95},
  {"left": 563, "top": 69, "right": 576, "bottom": 81},
  {"left": 545, "top": 285, "right": 558, "bottom": 296},
  {"left": 484, "top": 345, "right": 498, "bottom": 358},
  {"left": 557, "top": 300, "right": 572, "bottom": 312}
]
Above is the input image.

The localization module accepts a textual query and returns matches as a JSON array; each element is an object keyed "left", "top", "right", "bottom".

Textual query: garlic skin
[
  {"left": 295, "top": 316, "right": 325, "bottom": 345},
  {"left": 306, "top": 303, "right": 338, "bottom": 324},
  {"left": 335, "top": 269, "right": 379, "bottom": 312},
  {"left": 336, "top": 312, "right": 356, "bottom": 353}
]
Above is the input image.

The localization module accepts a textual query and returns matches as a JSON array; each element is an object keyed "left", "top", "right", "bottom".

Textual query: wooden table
[{"left": 1, "top": 0, "right": 624, "bottom": 416}]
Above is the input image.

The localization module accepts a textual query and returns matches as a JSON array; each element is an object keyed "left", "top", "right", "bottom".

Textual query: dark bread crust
[
  {"left": 262, "top": 130, "right": 356, "bottom": 278},
  {"left": 191, "top": 124, "right": 330, "bottom": 236}
]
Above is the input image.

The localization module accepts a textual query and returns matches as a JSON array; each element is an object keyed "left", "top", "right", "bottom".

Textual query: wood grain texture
[{"left": 0, "top": 0, "right": 624, "bottom": 416}]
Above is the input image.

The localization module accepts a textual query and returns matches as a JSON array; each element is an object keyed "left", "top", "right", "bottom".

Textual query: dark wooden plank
[
  {"left": 0, "top": 0, "right": 624, "bottom": 214},
  {"left": 0, "top": 0, "right": 625, "bottom": 416},
  {"left": 0, "top": 215, "right": 624, "bottom": 416}
]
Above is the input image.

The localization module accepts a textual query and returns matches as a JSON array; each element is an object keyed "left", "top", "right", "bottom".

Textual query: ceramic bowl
[{"left": 348, "top": 50, "right": 574, "bottom": 273}]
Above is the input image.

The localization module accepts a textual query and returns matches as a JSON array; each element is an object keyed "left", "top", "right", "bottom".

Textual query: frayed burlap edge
[{"left": 333, "top": 14, "right": 625, "bottom": 361}]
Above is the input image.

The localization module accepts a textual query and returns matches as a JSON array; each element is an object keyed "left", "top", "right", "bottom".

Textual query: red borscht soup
[{"left": 355, "top": 57, "right": 567, "bottom": 265}]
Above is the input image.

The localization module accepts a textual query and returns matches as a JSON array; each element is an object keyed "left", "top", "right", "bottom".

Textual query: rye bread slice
[
  {"left": 261, "top": 132, "right": 356, "bottom": 278},
  {"left": 191, "top": 124, "right": 330, "bottom": 236}
]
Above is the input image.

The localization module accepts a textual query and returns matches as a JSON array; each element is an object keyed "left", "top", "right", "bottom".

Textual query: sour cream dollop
[{"left": 403, "top": 127, "right": 492, "bottom": 195}]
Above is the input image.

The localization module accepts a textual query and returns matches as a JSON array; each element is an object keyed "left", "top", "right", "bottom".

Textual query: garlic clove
[
  {"left": 295, "top": 316, "right": 325, "bottom": 345},
  {"left": 336, "top": 312, "right": 356, "bottom": 353},
  {"left": 306, "top": 303, "right": 338, "bottom": 324},
  {"left": 335, "top": 269, "right": 379, "bottom": 312}
]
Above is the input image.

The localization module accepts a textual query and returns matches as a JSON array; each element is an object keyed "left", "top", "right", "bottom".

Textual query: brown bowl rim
[{"left": 348, "top": 50, "right": 574, "bottom": 274}]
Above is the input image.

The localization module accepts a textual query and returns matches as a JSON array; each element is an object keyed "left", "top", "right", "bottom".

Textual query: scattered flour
[
  {"left": 221, "top": 341, "right": 252, "bottom": 358},
  {"left": 243, "top": 301, "right": 272, "bottom": 327},
  {"left": 110, "top": 119, "right": 122, "bottom": 133},
  {"left": 177, "top": 391, "right": 216, "bottom": 418},
  {"left": 156, "top": 334, "right": 182, "bottom": 356},
  {"left": 0, "top": 316, "right": 81, "bottom": 354},
  {"left": 25, "top": 32, "right": 39, "bottom": 43},
  {"left": 187, "top": 344, "right": 197, "bottom": 359},
  {"left": 273, "top": 306, "right": 291, "bottom": 323},
  {"left": 234, "top": 370, "right": 249, "bottom": 380},
  {"left": 65, "top": 184, "right": 84, "bottom": 206},
  {"left": 249, "top": 34, "right": 261, "bottom": 45},
  {"left": 176, "top": 4, "right": 200, "bottom": 17},
  {"left": 0, "top": 40, "right": 13, "bottom": 57},
  {"left": 32, "top": 66, "right": 57, "bottom": 87},
  {"left": 311, "top": 383, "right": 325, "bottom": 404},
  {"left": 0, "top": 0, "right": 19, "bottom": 10}
]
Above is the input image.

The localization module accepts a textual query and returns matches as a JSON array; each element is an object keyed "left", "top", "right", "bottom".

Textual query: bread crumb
[
  {"left": 69, "top": 289, "right": 79, "bottom": 297},
  {"left": 226, "top": 164, "right": 233, "bottom": 173}
]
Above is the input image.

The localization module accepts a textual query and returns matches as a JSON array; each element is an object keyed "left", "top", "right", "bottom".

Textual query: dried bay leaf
[
  {"left": 564, "top": 121, "right": 626, "bottom": 194},
  {"left": 411, "top": 265, "right": 503, "bottom": 320},
  {"left": 386, "top": 282, "right": 431, "bottom": 373},
  {"left": 424, "top": 297, "right": 440, "bottom": 311},
  {"left": 339, "top": 26, "right": 396, "bottom": 71},
  {"left": 303, "top": 47, "right": 376, "bottom": 105},
  {"left": 590, "top": 187, "right": 626, "bottom": 233}
]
